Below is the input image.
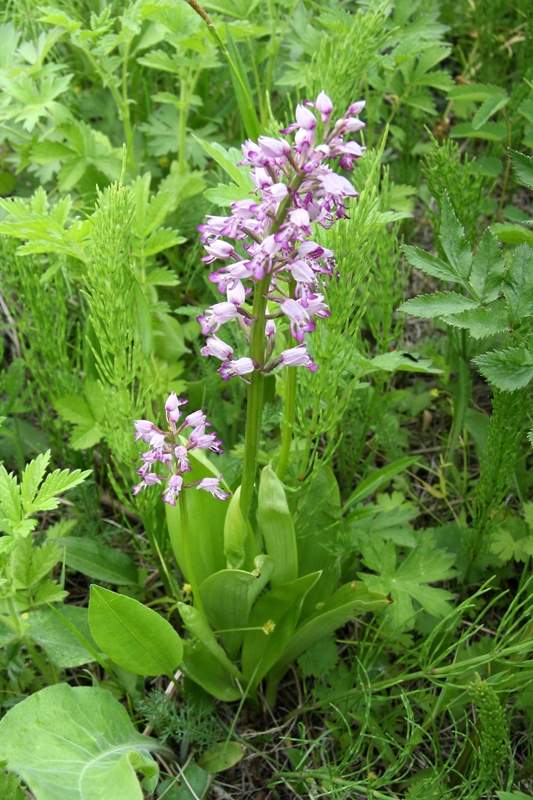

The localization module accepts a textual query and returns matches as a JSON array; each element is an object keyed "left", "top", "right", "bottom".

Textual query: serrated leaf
[
  {"left": 0, "top": 466, "right": 21, "bottom": 527},
  {"left": 442, "top": 306, "right": 509, "bottom": 338},
  {"left": 449, "top": 83, "right": 504, "bottom": 102},
  {"left": 491, "top": 222, "right": 533, "bottom": 247},
  {"left": 21, "top": 451, "right": 51, "bottom": 510},
  {"left": 503, "top": 244, "right": 533, "bottom": 326},
  {"left": 472, "top": 93, "right": 509, "bottom": 129},
  {"left": 140, "top": 228, "right": 185, "bottom": 257},
  {"left": 468, "top": 228, "right": 506, "bottom": 303},
  {"left": 450, "top": 121, "right": 507, "bottom": 142},
  {"left": 474, "top": 347, "right": 533, "bottom": 390},
  {"left": 510, "top": 150, "right": 533, "bottom": 191},
  {"left": 440, "top": 193, "right": 472, "bottom": 280},
  {"left": 399, "top": 292, "right": 478, "bottom": 318},
  {"left": 144, "top": 266, "right": 180, "bottom": 286},
  {"left": 204, "top": 182, "right": 250, "bottom": 207},
  {"left": 402, "top": 245, "right": 462, "bottom": 283},
  {"left": 359, "top": 539, "right": 455, "bottom": 629},
  {"left": 192, "top": 137, "right": 253, "bottom": 192},
  {"left": 33, "top": 467, "right": 91, "bottom": 511}
]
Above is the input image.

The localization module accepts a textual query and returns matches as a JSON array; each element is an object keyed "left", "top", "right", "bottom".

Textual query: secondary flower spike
[
  {"left": 196, "top": 92, "right": 366, "bottom": 379},
  {"left": 133, "top": 394, "right": 229, "bottom": 505}
]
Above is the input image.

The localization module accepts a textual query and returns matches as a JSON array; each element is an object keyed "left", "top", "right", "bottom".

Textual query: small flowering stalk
[
  {"left": 133, "top": 393, "right": 229, "bottom": 610},
  {"left": 197, "top": 92, "right": 366, "bottom": 517}
]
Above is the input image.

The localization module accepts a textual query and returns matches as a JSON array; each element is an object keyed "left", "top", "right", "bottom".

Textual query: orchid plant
[{"left": 88, "top": 93, "right": 389, "bottom": 707}]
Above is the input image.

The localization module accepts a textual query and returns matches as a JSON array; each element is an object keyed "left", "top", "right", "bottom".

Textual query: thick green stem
[
  {"left": 276, "top": 365, "right": 297, "bottom": 480},
  {"left": 179, "top": 491, "right": 205, "bottom": 615},
  {"left": 239, "top": 277, "right": 268, "bottom": 519}
]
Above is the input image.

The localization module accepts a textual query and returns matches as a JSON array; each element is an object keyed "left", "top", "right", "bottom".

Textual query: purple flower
[
  {"left": 133, "top": 394, "right": 227, "bottom": 505},
  {"left": 218, "top": 357, "right": 257, "bottom": 382},
  {"left": 280, "top": 344, "right": 318, "bottom": 371},
  {"left": 134, "top": 420, "right": 155, "bottom": 443},
  {"left": 162, "top": 474, "right": 184, "bottom": 506},
  {"left": 196, "top": 476, "right": 230, "bottom": 500},
  {"left": 200, "top": 335, "right": 234, "bottom": 360},
  {"left": 196, "top": 92, "right": 366, "bottom": 380}
]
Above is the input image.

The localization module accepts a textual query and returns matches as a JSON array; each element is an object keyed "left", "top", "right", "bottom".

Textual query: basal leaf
[
  {"left": 89, "top": 585, "right": 183, "bottom": 677},
  {"left": 178, "top": 603, "right": 243, "bottom": 679},
  {"left": 0, "top": 684, "right": 159, "bottom": 800},
  {"left": 399, "top": 292, "right": 478, "bottom": 319},
  {"left": 198, "top": 742, "right": 245, "bottom": 774},
  {"left": 256, "top": 465, "right": 298, "bottom": 588},
  {"left": 26, "top": 605, "right": 97, "bottom": 668},
  {"left": 63, "top": 538, "right": 138, "bottom": 585}
]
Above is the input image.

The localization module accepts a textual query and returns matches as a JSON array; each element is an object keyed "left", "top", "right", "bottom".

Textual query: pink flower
[
  {"left": 315, "top": 91, "right": 333, "bottom": 121},
  {"left": 196, "top": 476, "right": 230, "bottom": 500},
  {"left": 162, "top": 474, "right": 184, "bottom": 506},
  {"left": 218, "top": 357, "right": 257, "bottom": 382},
  {"left": 280, "top": 298, "right": 316, "bottom": 341},
  {"left": 280, "top": 344, "right": 318, "bottom": 371},
  {"left": 258, "top": 136, "right": 291, "bottom": 159},
  {"left": 134, "top": 420, "right": 154, "bottom": 443},
  {"left": 200, "top": 335, "right": 234, "bottom": 360}
]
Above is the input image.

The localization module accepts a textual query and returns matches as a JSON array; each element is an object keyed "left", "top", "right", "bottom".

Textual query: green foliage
[
  {"left": 470, "top": 673, "right": 509, "bottom": 783},
  {"left": 0, "top": 684, "right": 160, "bottom": 800}
]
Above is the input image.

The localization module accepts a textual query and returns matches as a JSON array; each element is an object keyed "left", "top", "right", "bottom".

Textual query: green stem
[
  {"left": 297, "top": 398, "right": 319, "bottom": 482},
  {"left": 121, "top": 36, "right": 136, "bottom": 178},
  {"left": 179, "top": 491, "right": 205, "bottom": 615},
  {"left": 239, "top": 279, "right": 268, "bottom": 519},
  {"left": 276, "top": 365, "right": 297, "bottom": 481}
]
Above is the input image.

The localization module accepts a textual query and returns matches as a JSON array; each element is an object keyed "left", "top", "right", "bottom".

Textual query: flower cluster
[
  {"left": 197, "top": 92, "right": 365, "bottom": 381},
  {"left": 133, "top": 393, "right": 229, "bottom": 506}
]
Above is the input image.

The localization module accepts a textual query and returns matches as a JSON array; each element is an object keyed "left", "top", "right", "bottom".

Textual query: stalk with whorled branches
[{"left": 196, "top": 92, "right": 366, "bottom": 518}]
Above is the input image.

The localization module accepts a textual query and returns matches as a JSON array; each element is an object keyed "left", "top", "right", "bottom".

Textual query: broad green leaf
[
  {"left": 344, "top": 457, "right": 419, "bottom": 510},
  {"left": 192, "top": 137, "right": 253, "bottom": 192},
  {"left": 181, "top": 640, "right": 242, "bottom": 702},
  {"left": 223, "top": 486, "right": 252, "bottom": 569},
  {"left": 241, "top": 572, "right": 320, "bottom": 688},
  {"left": 472, "top": 93, "right": 509, "bottom": 129},
  {"left": 450, "top": 122, "right": 507, "bottom": 142},
  {"left": 442, "top": 306, "right": 509, "bottom": 338},
  {"left": 0, "top": 684, "right": 159, "bottom": 800},
  {"left": 402, "top": 245, "right": 461, "bottom": 284},
  {"left": 295, "top": 466, "right": 342, "bottom": 618},
  {"left": 54, "top": 394, "right": 102, "bottom": 450},
  {"left": 199, "top": 555, "right": 275, "bottom": 659},
  {"left": 158, "top": 762, "right": 211, "bottom": 800},
  {"left": 256, "top": 465, "right": 298, "bottom": 588},
  {"left": 439, "top": 193, "right": 472, "bottom": 280},
  {"left": 268, "top": 582, "right": 389, "bottom": 689},
  {"left": 62, "top": 538, "right": 138, "bottom": 585},
  {"left": 399, "top": 292, "right": 478, "bottom": 319},
  {"left": 473, "top": 347, "right": 533, "bottom": 391},
  {"left": 198, "top": 742, "right": 245, "bottom": 774},
  {"left": 89, "top": 585, "right": 183, "bottom": 677},
  {"left": 503, "top": 244, "right": 533, "bottom": 327},
  {"left": 510, "top": 150, "right": 533, "bottom": 190},
  {"left": 468, "top": 228, "right": 506, "bottom": 303},
  {"left": 165, "top": 448, "right": 227, "bottom": 587},
  {"left": 178, "top": 603, "right": 243, "bottom": 679},
  {"left": 26, "top": 605, "right": 97, "bottom": 668}
]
